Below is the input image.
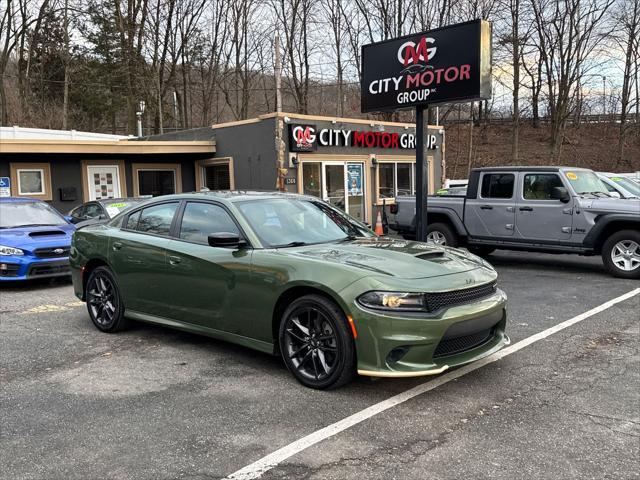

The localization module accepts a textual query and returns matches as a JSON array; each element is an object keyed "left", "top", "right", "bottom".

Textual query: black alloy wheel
[
  {"left": 86, "top": 266, "right": 128, "bottom": 332},
  {"left": 279, "top": 295, "right": 356, "bottom": 389}
]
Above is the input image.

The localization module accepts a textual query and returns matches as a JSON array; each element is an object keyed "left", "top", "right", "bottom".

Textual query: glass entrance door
[
  {"left": 301, "top": 161, "right": 366, "bottom": 222},
  {"left": 324, "top": 164, "right": 345, "bottom": 210}
]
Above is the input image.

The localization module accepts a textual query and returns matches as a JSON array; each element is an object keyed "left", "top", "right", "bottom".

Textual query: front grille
[
  {"left": 0, "top": 263, "right": 20, "bottom": 277},
  {"left": 28, "top": 263, "right": 70, "bottom": 277},
  {"left": 425, "top": 281, "right": 497, "bottom": 312},
  {"left": 433, "top": 327, "right": 495, "bottom": 358},
  {"left": 34, "top": 247, "right": 70, "bottom": 259}
]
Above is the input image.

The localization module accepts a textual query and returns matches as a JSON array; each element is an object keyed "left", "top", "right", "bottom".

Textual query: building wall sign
[
  {"left": 361, "top": 19, "right": 492, "bottom": 112},
  {"left": 289, "top": 124, "right": 318, "bottom": 152},
  {"left": 289, "top": 124, "right": 437, "bottom": 151}
]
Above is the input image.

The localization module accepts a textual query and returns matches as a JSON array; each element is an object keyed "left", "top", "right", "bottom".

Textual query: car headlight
[
  {"left": 0, "top": 245, "right": 25, "bottom": 256},
  {"left": 357, "top": 291, "right": 426, "bottom": 311}
]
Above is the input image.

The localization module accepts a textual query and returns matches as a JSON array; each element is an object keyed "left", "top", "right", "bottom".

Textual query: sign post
[{"left": 360, "top": 19, "right": 492, "bottom": 242}]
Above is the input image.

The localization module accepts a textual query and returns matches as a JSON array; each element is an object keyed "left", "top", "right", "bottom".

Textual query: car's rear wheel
[
  {"left": 86, "top": 266, "right": 128, "bottom": 332},
  {"left": 602, "top": 230, "right": 640, "bottom": 279},
  {"left": 279, "top": 295, "right": 356, "bottom": 389},
  {"left": 426, "top": 223, "right": 458, "bottom": 247}
]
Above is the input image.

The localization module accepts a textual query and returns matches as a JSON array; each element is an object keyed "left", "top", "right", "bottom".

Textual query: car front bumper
[
  {"left": 0, "top": 255, "right": 71, "bottom": 281},
  {"left": 348, "top": 289, "right": 509, "bottom": 378}
]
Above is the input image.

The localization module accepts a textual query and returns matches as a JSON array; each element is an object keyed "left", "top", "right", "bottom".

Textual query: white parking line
[{"left": 225, "top": 288, "right": 640, "bottom": 480}]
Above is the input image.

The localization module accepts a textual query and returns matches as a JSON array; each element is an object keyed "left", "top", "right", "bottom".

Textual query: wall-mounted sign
[
  {"left": 0, "top": 177, "right": 10, "bottom": 197},
  {"left": 288, "top": 124, "right": 437, "bottom": 151},
  {"left": 285, "top": 177, "right": 297, "bottom": 185},
  {"left": 361, "top": 19, "right": 492, "bottom": 112},
  {"left": 289, "top": 124, "right": 318, "bottom": 152}
]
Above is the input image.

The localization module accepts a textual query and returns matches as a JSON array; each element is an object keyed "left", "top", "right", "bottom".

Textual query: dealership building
[{"left": 1, "top": 113, "right": 444, "bottom": 224}]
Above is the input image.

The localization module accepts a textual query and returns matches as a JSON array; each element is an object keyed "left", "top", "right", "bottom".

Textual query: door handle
[
  {"left": 168, "top": 255, "right": 181, "bottom": 265},
  {"left": 112, "top": 242, "right": 123, "bottom": 251},
  {"left": 480, "top": 205, "right": 493, "bottom": 210},
  {"left": 519, "top": 206, "right": 533, "bottom": 211}
]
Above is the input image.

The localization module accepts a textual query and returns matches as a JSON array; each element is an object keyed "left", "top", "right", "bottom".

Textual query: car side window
[
  {"left": 84, "top": 203, "right": 103, "bottom": 218},
  {"left": 71, "top": 205, "right": 85, "bottom": 219},
  {"left": 481, "top": 173, "right": 514, "bottom": 199},
  {"left": 179, "top": 202, "right": 239, "bottom": 245},
  {"left": 124, "top": 210, "right": 141, "bottom": 230},
  {"left": 135, "top": 203, "right": 179, "bottom": 236},
  {"left": 523, "top": 174, "right": 564, "bottom": 200}
]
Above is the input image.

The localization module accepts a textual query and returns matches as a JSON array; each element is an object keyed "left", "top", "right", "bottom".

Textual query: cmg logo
[
  {"left": 292, "top": 126, "right": 316, "bottom": 146},
  {"left": 397, "top": 37, "right": 437, "bottom": 68}
]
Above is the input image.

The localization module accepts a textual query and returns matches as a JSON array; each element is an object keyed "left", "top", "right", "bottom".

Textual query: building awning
[{"left": 0, "top": 139, "right": 216, "bottom": 155}]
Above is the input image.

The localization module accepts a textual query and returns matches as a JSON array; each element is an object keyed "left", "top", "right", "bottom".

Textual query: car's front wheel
[
  {"left": 602, "top": 230, "right": 640, "bottom": 279},
  {"left": 86, "top": 266, "right": 128, "bottom": 332},
  {"left": 279, "top": 294, "right": 356, "bottom": 389}
]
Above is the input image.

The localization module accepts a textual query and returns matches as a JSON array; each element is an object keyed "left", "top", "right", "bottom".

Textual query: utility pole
[
  {"left": 275, "top": 34, "right": 282, "bottom": 113},
  {"left": 274, "top": 34, "right": 286, "bottom": 191}
]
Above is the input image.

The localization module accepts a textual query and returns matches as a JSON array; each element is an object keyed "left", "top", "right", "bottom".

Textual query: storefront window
[
  {"left": 378, "top": 162, "right": 415, "bottom": 200},
  {"left": 397, "top": 163, "right": 412, "bottom": 196},
  {"left": 302, "top": 162, "right": 322, "bottom": 198},
  {"left": 138, "top": 170, "right": 176, "bottom": 197},
  {"left": 17, "top": 169, "right": 45, "bottom": 195},
  {"left": 378, "top": 163, "right": 395, "bottom": 198},
  {"left": 205, "top": 164, "right": 230, "bottom": 190}
]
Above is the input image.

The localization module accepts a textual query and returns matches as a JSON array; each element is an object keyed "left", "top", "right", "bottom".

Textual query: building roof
[{"left": 0, "top": 126, "right": 128, "bottom": 140}]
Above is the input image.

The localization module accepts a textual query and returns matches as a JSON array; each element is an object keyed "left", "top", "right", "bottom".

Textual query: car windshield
[
  {"left": 103, "top": 199, "right": 143, "bottom": 217},
  {"left": 0, "top": 201, "right": 67, "bottom": 228},
  {"left": 609, "top": 176, "right": 640, "bottom": 197},
  {"left": 564, "top": 170, "right": 609, "bottom": 196},
  {"left": 236, "top": 198, "right": 373, "bottom": 248}
]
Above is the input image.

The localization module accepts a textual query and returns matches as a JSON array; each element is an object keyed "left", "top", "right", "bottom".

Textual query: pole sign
[{"left": 361, "top": 19, "right": 492, "bottom": 112}]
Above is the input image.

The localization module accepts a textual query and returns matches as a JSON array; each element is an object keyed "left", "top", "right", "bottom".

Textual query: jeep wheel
[
  {"left": 602, "top": 230, "right": 640, "bottom": 279},
  {"left": 426, "top": 223, "right": 458, "bottom": 248}
]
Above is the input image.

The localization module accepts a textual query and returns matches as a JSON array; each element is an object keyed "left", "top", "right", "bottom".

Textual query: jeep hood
[
  {"left": 580, "top": 197, "right": 640, "bottom": 214},
  {"left": 283, "top": 237, "right": 488, "bottom": 279}
]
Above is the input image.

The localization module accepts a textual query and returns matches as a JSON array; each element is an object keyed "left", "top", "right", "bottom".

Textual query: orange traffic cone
[{"left": 374, "top": 211, "right": 384, "bottom": 236}]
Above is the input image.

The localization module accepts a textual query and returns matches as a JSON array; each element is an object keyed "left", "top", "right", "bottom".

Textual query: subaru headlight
[
  {"left": 0, "top": 245, "right": 24, "bottom": 256},
  {"left": 357, "top": 291, "right": 426, "bottom": 311}
]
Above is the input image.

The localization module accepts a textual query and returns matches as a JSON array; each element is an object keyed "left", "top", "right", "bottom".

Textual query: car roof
[
  {"left": 470, "top": 166, "right": 592, "bottom": 173},
  {"left": 0, "top": 197, "right": 44, "bottom": 203},
  {"left": 139, "top": 191, "right": 320, "bottom": 204},
  {"left": 95, "top": 197, "right": 143, "bottom": 205}
]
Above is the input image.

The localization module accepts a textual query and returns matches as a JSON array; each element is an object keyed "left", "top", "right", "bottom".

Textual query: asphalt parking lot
[{"left": 1, "top": 250, "right": 638, "bottom": 480}]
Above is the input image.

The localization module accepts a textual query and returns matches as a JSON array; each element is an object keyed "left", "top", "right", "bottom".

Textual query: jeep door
[
  {"left": 515, "top": 172, "right": 573, "bottom": 241},
  {"left": 163, "top": 201, "right": 254, "bottom": 335},
  {"left": 465, "top": 172, "right": 516, "bottom": 238}
]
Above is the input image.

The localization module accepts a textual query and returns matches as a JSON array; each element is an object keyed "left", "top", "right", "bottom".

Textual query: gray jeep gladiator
[{"left": 391, "top": 166, "right": 640, "bottom": 279}]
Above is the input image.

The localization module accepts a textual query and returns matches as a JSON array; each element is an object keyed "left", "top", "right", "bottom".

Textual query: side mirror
[
  {"left": 98, "top": 214, "right": 108, "bottom": 220},
  {"left": 608, "top": 191, "right": 621, "bottom": 199},
  {"left": 208, "top": 232, "right": 246, "bottom": 248},
  {"left": 63, "top": 215, "right": 74, "bottom": 223},
  {"left": 551, "top": 186, "right": 571, "bottom": 203}
]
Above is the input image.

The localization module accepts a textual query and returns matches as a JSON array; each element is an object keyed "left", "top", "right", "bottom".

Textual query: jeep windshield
[
  {"left": 236, "top": 198, "right": 373, "bottom": 248},
  {"left": 564, "top": 170, "right": 610, "bottom": 197},
  {"left": 0, "top": 202, "right": 67, "bottom": 229}
]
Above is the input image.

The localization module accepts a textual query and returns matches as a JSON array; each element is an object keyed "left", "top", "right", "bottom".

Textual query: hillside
[{"left": 443, "top": 122, "right": 640, "bottom": 179}]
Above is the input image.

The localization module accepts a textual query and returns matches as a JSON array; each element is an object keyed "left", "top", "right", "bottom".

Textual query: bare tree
[
  {"left": 531, "top": 0, "right": 614, "bottom": 161},
  {"left": 611, "top": 0, "right": 639, "bottom": 164}
]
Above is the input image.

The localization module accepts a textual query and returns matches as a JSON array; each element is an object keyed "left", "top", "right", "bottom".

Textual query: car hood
[
  {"left": 0, "top": 224, "right": 75, "bottom": 251},
  {"left": 580, "top": 197, "right": 640, "bottom": 214},
  {"left": 282, "top": 237, "right": 488, "bottom": 279}
]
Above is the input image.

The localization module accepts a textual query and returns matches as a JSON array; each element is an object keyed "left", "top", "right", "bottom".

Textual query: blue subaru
[{"left": 0, "top": 198, "right": 75, "bottom": 281}]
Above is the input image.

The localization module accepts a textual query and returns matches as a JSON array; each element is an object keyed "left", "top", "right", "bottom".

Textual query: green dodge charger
[{"left": 70, "top": 192, "right": 509, "bottom": 389}]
